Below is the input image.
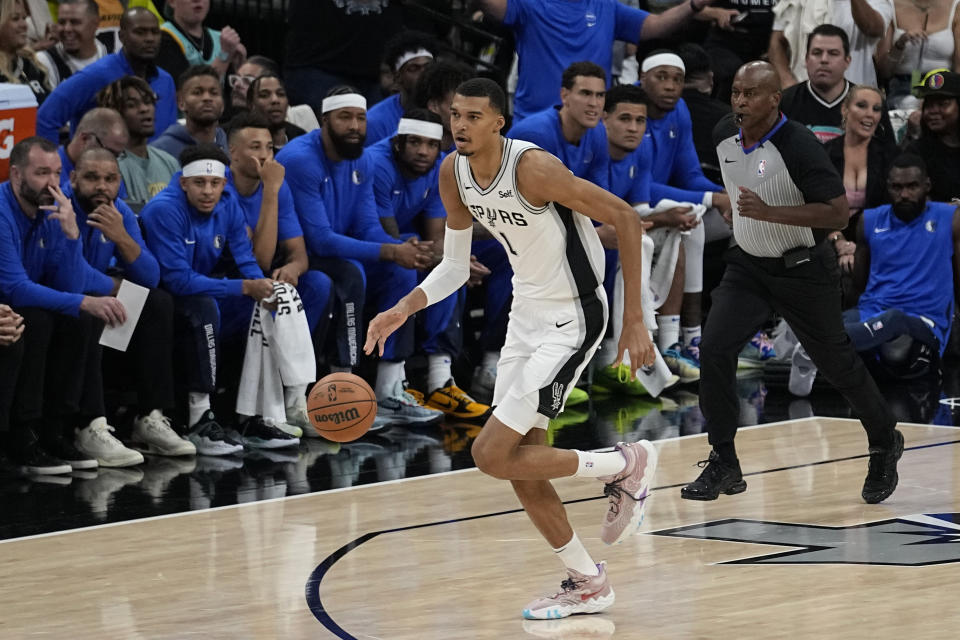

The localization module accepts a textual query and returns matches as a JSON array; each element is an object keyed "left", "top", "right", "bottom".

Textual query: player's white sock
[
  {"left": 482, "top": 350, "right": 499, "bottom": 370},
  {"left": 188, "top": 392, "right": 211, "bottom": 427},
  {"left": 572, "top": 449, "right": 628, "bottom": 478},
  {"left": 682, "top": 325, "right": 702, "bottom": 347},
  {"left": 376, "top": 360, "right": 406, "bottom": 399},
  {"left": 658, "top": 315, "right": 680, "bottom": 351},
  {"left": 284, "top": 384, "right": 308, "bottom": 409},
  {"left": 427, "top": 353, "right": 453, "bottom": 392},
  {"left": 600, "top": 338, "right": 618, "bottom": 366},
  {"left": 553, "top": 532, "right": 600, "bottom": 576}
]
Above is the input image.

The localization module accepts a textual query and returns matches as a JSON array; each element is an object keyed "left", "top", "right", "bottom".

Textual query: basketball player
[{"left": 365, "top": 79, "right": 658, "bottom": 620}]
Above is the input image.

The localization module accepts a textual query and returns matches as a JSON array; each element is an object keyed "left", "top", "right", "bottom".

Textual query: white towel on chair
[{"left": 638, "top": 199, "right": 706, "bottom": 307}]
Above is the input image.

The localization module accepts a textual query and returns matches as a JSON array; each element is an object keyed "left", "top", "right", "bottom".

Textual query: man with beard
[
  {"left": 37, "top": 7, "right": 176, "bottom": 143},
  {"left": 225, "top": 111, "right": 333, "bottom": 437},
  {"left": 0, "top": 137, "right": 131, "bottom": 475},
  {"left": 276, "top": 87, "right": 442, "bottom": 426},
  {"left": 57, "top": 108, "right": 128, "bottom": 189},
  {"left": 67, "top": 147, "right": 196, "bottom": 457},
  {"left": 141, "top": 144, "right": 289, "bottom": 455},
  {"left": 681, "top": 61, "right": 902, "bottom": 505},
  {"left": 96, "top": 75, "right": 180, "bottom": 211},
  {"left": 153, "top": 65, "right": 229, "bottom": 160},
  {"left": 367, "top": 109, "right": 491, "bottom": 421},
  {"left": 36, "top": 0, "right": 109, "bottom": 88}
]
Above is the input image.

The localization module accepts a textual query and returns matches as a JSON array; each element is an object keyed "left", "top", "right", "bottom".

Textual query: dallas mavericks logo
[
  {"left": 757, "top": 159, "right": 767, "bottom": 177},
  {"left": 213, "top": 234, "right": 223, "bottom": 249},
  {"left": 333, "top": 0, "right": 388, "bottom": 15},
  {"left": 926, "top": 220, "right": 937, "bottom": 232},
  {"left": 585, "top": 12, "right": 597, "bottom": 27},
  {"left": 629, "top": 166, "right": 636, "bottom": 179},
  {"left": 352, "top": 170, "right": 363, "bottom": 185}
]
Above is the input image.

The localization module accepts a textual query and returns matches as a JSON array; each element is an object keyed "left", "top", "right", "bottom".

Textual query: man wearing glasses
[{"left": 56, "top": 108, "right": 129, "bottom": 191}]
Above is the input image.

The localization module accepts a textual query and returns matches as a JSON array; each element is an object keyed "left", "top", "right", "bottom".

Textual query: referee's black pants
[{"left": 700, "top": 243, "right": 896, "bottom": 450}]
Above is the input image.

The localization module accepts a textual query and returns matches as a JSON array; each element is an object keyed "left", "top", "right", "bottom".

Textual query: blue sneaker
[
  {"left": 737, "top": 331, "right": 776, "bottom": 369},
  {"left": 663, "top": 343, "right": 700, "bottom": 383}
]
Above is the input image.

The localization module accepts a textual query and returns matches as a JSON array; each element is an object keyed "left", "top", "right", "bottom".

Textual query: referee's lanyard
[{"left": 738, "top": 112, "right": 788, "bottom": 154}]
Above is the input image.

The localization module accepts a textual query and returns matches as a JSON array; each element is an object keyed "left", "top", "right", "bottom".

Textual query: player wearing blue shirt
[
  {"left": 368, "top": 111, "right": 492, "bottom": 421},
  {"left": 226, "top": 112, "right": 334, "bottom": 437},
  {"left": 66, "top": 148, "right": 196, "bottom": 459},
  {"left": 364, "top": 31, "right": 437, "bottom": 148},
  {"left": 36, "top": 9, "right": 177, "bottom": 144},
  {"left": 0, "top": 138, "right": 134, "bottom": 474},
  {"left": 276, "top": 89, "right": 441, "bottom": 426},
  {"left": 141, "top": 144, "right": 278, "bottom": 455},
  {"left": 478, "top": 0, "right": 709, "bottom": 120}
]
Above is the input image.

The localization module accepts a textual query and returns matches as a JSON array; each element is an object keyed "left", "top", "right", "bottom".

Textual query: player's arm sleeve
[
  {"left": 141, "top": 203, "right": 244, "bottom": 298},
  {"left": 276, "top": 183, "right": 304, "bottom": 241},
  {"left": 117, "top": 201, "right": 160, "bottom": 288},
  {"left": 35, "top": 72, "right": 87, "bottom": 141},
  {"left": 586, "top": 135, "right": 610, "bottom": 191},
  {"left": 355, "top": 169, "right": 401, "bottom": 246},
  {"left": 0, "top": 228, "right": 84, "bottom": 315},
  {"left": 372, "top": 160, "right": 396, "bottom": 220},
  {"left": 417, "top": 225, "right": 472, "bottom": 306},
  {"left": 614, "top": 1, "right": 649, "bottom": 42}
]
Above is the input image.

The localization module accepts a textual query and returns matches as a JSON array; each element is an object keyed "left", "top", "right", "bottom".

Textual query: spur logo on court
[
  {"left": 313, "top": 407, "right": 361, "bottom": 425},
  {"left": 651, "top": 513, "right": 960, "bottom": 566}
]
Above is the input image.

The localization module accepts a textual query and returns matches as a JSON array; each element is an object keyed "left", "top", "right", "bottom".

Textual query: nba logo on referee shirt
[{"left": 757, "top": 160, "right": 767, "bottom": 177}]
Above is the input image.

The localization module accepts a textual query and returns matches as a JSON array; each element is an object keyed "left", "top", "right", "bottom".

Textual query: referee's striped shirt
[{"left": 714, "top": 112, "right": 845, "bottom": 258}]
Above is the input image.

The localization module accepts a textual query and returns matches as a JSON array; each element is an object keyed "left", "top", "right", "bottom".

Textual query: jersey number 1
[{"left": 499, "top": 232, "right": 519, "bottom": 256}]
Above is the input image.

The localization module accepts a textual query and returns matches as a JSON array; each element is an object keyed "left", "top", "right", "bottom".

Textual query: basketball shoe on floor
[
  {"left": 377, "top": 379, "right": 444, "bottom": 425},
  {"left": 662, "top": 343, "right": 701, "bottom": 383},
  {"left": 862, "top": 428, "right": 904, "bottom": 504},
  {"left": 132, "top": 410, "right": 197, "bottom": 456},
  {"left": 42, "top": 433, "right": 98, "bottom": 470},
  {"left": 599, "top": 440, "right": 658, "bottom": 545},
  {"left": 241, "top": 417, "right": 300, "bottom": 449},
  {"left": 186, "top": 411, "right": 243, "bottom": 456},
  {"left": 10, "top": 440, "right": 72, "bottom": 475},
  {"left": 284, "top": 396, "right": 310, "bottom": 437},
  {"left": 737, "top": 331, "right": 776, "bottom": 369},
  {"left": 425, "top": 379, "right": 492, "bottom": 420},
  {"left": 680, "top": 450, "right": 746, "bottom": 500},
  {"left": 75, "top": 418, "right": 144, "bottom": 467},
  {"left": 470, "top": 364, "right": 497, "bottom": 402},
  {"left": 522, "top": 562, "right": 615, "bottom": 620}
]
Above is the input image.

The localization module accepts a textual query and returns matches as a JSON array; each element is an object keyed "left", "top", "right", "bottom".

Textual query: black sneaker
[
  {"left": 862, "top": 429, "right": 904, "bottom": 504},
  {"left": 241, "top": 417, "right": 300, "bottom": 449},
  {"left": 10, "top": 441, "right": 72, "bottom": 475},
  {"left": 42, "top": 434, "right": 98, "bottom": 470},
  {"left": 680, "top": 450, "right": 747, "bottom": 500}
]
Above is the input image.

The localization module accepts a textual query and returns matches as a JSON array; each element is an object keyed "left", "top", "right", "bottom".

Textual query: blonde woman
[{"left": 0, "top": 0, "right": 50, "bottom": 104}]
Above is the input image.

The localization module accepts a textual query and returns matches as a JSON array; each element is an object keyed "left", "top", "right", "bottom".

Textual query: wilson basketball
[{"left": 307, "top": 373, "right": 377, "bottom": 442}]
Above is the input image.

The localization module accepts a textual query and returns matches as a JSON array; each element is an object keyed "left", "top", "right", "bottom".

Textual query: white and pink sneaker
[
  {"left": 522, "top": 562, "right": 615, "bottom": 620},
  {"left": 598, "top": 440, "right": 658, "bottom": 545}
]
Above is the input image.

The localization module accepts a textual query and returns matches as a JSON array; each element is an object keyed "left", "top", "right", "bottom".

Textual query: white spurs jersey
[{"left": 454, "top": 138, "right": 605, "bottom": 302}]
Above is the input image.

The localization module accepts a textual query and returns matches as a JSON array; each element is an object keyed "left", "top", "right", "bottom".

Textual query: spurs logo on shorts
[{"left": 551, "top": 382, "right": 565, "bottom": 412}]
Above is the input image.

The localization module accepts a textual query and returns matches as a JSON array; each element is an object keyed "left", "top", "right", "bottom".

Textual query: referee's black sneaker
[
  {"left": 680, "top": 450, "right": 747, "bottom": 500},
  {"left": 861, "top": 429, "right": 904, "bottom": 504}
]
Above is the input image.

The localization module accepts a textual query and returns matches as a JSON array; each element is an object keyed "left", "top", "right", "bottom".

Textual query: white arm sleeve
[{"left": 417, "top": 225, "right": 473, "bottom": 306}]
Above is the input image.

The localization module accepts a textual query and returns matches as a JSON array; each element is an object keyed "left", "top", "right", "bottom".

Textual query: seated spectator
[
  {"left": 413, "top": 59, "right": 475, "bottom": 152},
  {"left": 906, "top": 70, "right": 960, "bottom": 203},
  {"left": 0, "top": 0, "right": 52, "bottom": 104},
  {"left": 92, "top": 0, "right": 163, "bottom": 53},
  {"left": 478, "top": 0, "right": 713, "bottom": 120},
  {"left": 677, "top": 43, "right": 730, "bottom": 185},
  {"left": 36, "top": 7, "right": 175, "bottom": 143},
  {"left": 364, "top": 30, "right": 437, "bottom": 147},
  {"left": 227, "top": 54, "right": 278, "bottom": 112},
  {"left": 276, "top": 87, "right": 441, "bottom": 427},
  {"left": 140, "top": 143, "right": 293, "bottom": 454},
  {"left": 36, "top": 0, "right": 108, "bottom": 88},
  {"left": 156, "top": 0, "right": 246, "bottom": 81},
  {"left": 153, "top": 65, "right": 228, "bottom": 159},
  {"left": 0, "top": 137, "right": 135, "bottom": 474},
  {"left": 246, "top": 73, "right": 305, "bottom": 152},
  {"left": 769, "top": 0, "right": 891, "bottom": 88},
  {"left": 57, "top": 106, "right": 128, "bottom": 189},
  {"left": 699, "top": 0, "right": 775, "bottom": 102},
  {"left": 875, "top": 0, "right": 960, "bottom": 109},
  {"left": 66, "top": 147, "right": 195, "bottom": 457},
  {"left": 366, "top": 108, "right": 491, "bottom": 420},
  {"left": 96, "top": 75, "right": 180, "bottom": 210},
  {"left": 780, "top": 24, "right": 894, "bottom": 145}
]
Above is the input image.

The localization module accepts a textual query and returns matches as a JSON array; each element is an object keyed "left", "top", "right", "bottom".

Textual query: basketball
[{"left": 307, "top": 373, "right": 377, "bottom": 442}]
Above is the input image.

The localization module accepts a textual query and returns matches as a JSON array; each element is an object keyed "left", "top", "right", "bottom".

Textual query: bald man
[
  {"left": 58, "top": 107, "right": 129, "bottom": 190},
  {"left": 682, "top": 62, "right": 902, "bottom": 505},
  {"left": 37, "top": 7, "right": 176, "bottom": 144}
]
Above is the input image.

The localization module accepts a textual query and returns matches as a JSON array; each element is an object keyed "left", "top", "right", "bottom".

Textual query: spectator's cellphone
[{"left": 731, "top": 11, "right": 749, "bottom": 24}]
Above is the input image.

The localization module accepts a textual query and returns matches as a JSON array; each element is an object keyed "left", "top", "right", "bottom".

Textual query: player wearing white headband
[
  {"left": 141, "top": 143, "right": 279, "bottom": 456},
  {"left": 366, "top": 31, "right": 438, "bottom": 147},
  {"left": 367, "top": 109, "right": 492, "bottom": 422},
  {"left": 640, "top": 49, "right": 730, "bottom": 376},
  {"left": 277, "top": 88, "right": 439, "bottom": 426}
]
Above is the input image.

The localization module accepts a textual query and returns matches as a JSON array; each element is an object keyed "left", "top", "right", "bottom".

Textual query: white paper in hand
[
  {"left": 620, "top": 349, "right": 674, "bottom": 398},
  {"left": 99, "top": 280, "right": 149, "bottom": 352}
]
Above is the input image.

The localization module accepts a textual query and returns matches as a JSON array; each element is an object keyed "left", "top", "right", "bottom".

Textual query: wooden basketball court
[{"left": 1, "top": 418, "right": 958, "bottom": 639}]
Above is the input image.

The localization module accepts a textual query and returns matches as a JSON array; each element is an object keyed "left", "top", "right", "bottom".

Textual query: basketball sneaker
[
  {"left": 10, "top": 440, "right": 72, "bottom": 475},
  {"left": 75, "top": 418, "right": 144, "bottom": 467},
  {"left": 131, "top": 410, "right": 197, "bottom": 456},
  {"left": 377, "top": 379, "right": 444, "bottom": 425},
  {"left": 186, "top": 411, "right": 243, "bottom": 456},
  {"left": 862, "top": 428, "right": 904, "bottom": 504},
  {"left": 284, "top": 395, "right": 310, "bottom": 436},
  {"left": 598, "top": 440, "right": 658, "bottom": 545},
  {"left": 42, "top": 433, "right": 98, "bottom": 470},
  {"left": 241, "top": 417, "right": 300, "bottom": 449},
  {"left": 737, "top": 331, "right": 776, "bottom": 369},
  {"left": 662, "top": 343, "right": 701, "bottom": 383},
  {"left": 470, "top": 364, "right": 497, "bottom": 402},
  {"left": 680, "top": 450, "right": 746, "bottom": 500},
  {"left": 425, "top": 379, "right": 492, "bottom": 420},
  {"left": 522, "top": 562, "right": 615, "bottom": 620}
]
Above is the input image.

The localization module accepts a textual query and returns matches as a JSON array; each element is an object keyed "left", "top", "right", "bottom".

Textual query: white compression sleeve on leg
[{"left": 417, "top": 225, "right": 472, "bottom": 306}]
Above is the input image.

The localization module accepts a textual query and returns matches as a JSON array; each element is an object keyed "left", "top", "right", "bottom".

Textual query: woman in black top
[{"left": 0, "top": 0, "right": 51, "bottom": 105}]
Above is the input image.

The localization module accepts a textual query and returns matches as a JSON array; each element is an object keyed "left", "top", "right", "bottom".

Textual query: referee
[{"left": 681, "top": 61, "right": 903, "bottom": 504}]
